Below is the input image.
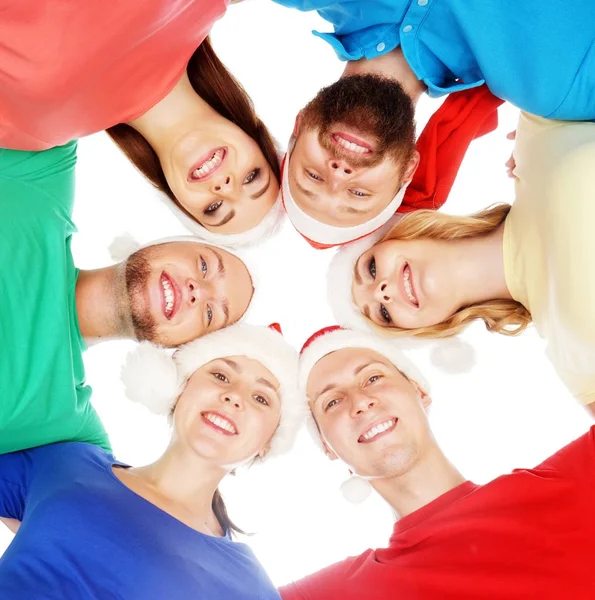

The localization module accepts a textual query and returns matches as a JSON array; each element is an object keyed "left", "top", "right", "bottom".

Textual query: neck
[
  {"left": 343, "top": 47, "right": 426, "bottom": 105},
  {"left": 128, "top": 71, "right": 219, "bottom": 151},
  {"left": 76, "top": 265, "right": 134, "bottom": 343},
  {"left": 373, "top": 445, "right": 466, "bottom": 518},
  {"left": 132, "top": 442, "right": 226, "bottom": 516},
  {"left": 447, "top": 224, "right": 512, "bottom": 306}
]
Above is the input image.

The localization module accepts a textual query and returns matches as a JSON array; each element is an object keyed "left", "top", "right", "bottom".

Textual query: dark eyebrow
[
  {"left": 222, "top": 358, "right": 240, "bottom": 372},
  {"left": 212, "top": 249, "right": 225, "bottom": 277},
  {"left": 295, "top": 180, "right": 317, "bottom": 200},
  {"left": 354, "top": 362, "right": 374, "bottom": 376},
  {"left": 315, "top": 362, "right": 375, "bottom": 400},
  {"left": 257, "top": 377, "right": 278, "bottom": 392},
  {"left": 354, "top": 262, "right": 362, "bottom": 285},
  {"left": 250, "top": 174, "right": 271, "bottom": 200},
  {"left": 340, "top": 204, "right": 369, "bottom": 215},
  {"left": 209, "top": 209, "right": 235, "bottom": 228}
]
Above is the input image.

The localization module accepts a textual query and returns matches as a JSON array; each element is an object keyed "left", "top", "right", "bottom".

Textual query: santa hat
[
  {"left": 280, "top": 141, "right": 408, "bottom": 250},
  {"left": 121, "top": 323, "right": 305, "bottom": 461},
  {"left": 299, "top": 325, "right": 429, "bottom": 502},
  {"left": 108, "top": 233, "right": 259, "bottom": 324},
  {"left": 326, "top": 234, "right": 476, "bottom": 374}
]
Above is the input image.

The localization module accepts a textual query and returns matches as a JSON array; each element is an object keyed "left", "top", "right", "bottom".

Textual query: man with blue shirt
[{"left": 273, "top": 0, "right": 595, "bottom": 248}]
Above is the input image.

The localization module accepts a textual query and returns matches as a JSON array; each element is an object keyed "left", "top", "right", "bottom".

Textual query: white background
[{"left": 1, "top": 0, "right": 591, "bottom": 587}]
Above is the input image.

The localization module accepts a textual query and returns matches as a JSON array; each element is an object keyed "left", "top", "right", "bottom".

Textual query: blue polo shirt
[
  {"left": 0, "top": 443, "right": 280, "bottom": 600},
  {"left": 273, "top": 0, "right": 595, "bottom": 120}
]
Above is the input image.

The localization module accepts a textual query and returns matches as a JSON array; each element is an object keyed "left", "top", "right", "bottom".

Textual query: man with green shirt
[{"left": 0, "top": 142, "right": 254, "bottom": 454}]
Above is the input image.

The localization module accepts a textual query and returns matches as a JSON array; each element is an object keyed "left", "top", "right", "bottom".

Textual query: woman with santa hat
[
  {"left": 0, "top": 324, "right": 303, "bottom": 599},
  {"left": 0, "top": 0, "right": 282, "bottom": 248},
  {"left": 326, "top": 113, "right": 595, "bottom": 414}
]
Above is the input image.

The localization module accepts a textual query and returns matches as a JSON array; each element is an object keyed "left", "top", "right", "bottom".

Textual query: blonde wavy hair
[{"left": 366, "top": 203, "right": 532, "bottom": 339}]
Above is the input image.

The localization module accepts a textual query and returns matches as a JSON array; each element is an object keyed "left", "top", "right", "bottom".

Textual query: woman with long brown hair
[
  {"left": 0, "top": 1, "right": 281, "bottom": 246},
  {"left": 327, "top": 113, "right": 595, "bottom": 413}
]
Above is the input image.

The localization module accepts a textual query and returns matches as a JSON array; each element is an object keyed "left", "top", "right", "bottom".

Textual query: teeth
[
  {"left": 192, "top": 149, "right": 224, "bottom": 178},
  {"left": 335, "top": 135, "right": 369, "bottom": 154},
  {"left": 403, "top": 266, "right": 417, "bottom": 306},
  {"left": 362, "top": 419, "right": 395, "bottom": 441},
  {"left": 204, "top": 412, "right": 237, "bottom": 434},
  {"left": 161, "top": 278, "right": 174, "bottom": 316}
]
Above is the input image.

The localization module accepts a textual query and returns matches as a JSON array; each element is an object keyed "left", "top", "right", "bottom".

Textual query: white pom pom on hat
[
  {"left": 326, "top": 232, "right": 476, "bottom": 374},
  {"left": 121, "top": 323, "right": 305, "bottom": 461},
  {"left": 340, "top": 474, "right": 373, "bottom": 504}
]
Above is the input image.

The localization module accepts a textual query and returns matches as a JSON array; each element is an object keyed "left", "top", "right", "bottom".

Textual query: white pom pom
[
  {"left": 430, "top": 338, "right": 476, "bottom": 374},
  {"left": 109, "top": 233, "right": 141, "bottom": 262},
  {"left": 121, "top": 342, "right": 183, "bottom": 415},
  {"left": 340, "top": 475, "right": 373, "bottom": 504}
]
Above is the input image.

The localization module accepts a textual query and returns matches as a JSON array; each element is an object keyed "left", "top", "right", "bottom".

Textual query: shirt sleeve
[
  {"left": 533, "top": 427, "right": 595, "bottom": 482},
  {"left": 0, "top": 141, "right": 78, "bottom": 215},
  {"left": 0, "top": 451, "right": 34, "bottom": 520}
]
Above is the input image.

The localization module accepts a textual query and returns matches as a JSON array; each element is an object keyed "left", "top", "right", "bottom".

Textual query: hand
[{"left": 505, "top": 130, "right": 517, "bottom": 179}]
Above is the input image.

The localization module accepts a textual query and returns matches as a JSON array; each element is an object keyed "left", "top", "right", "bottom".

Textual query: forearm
[{"left": 1, "top": 517, "right": 20, "bottom": 534}]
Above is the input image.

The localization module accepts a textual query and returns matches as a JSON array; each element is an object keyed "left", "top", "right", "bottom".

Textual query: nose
[
  {"left": 210, "top": 173, "right": 233, "bottom": 194},
  {"left": 328, "top": 158, "right": 353, "bottom": 177},
  {"left": 220, "top": 388, "right": 245, "bottom": 410},
  {"left": 185, "top": 278, "right": 205, "bottom": 307},
  {"left": 349, "top": 392, "right": 377, "bottom": 418},
  {"left": 373, "top": 279, "right": 396, "bottom": 304}
]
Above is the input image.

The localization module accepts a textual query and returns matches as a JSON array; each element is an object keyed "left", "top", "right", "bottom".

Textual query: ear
[
  {"left": 410, "top": 379, "right": 432, "bottom": 410},
  {"left": 401, "top": 150, "right": 420, "bottom": 184},
  {"left": 321, "top": 438, "right": 339, "bottom": 461},
  {"left": 292, "top": 111, "right": 303, "bottom": 137},
  {"left": 257, "top": 442, "right": 271, "bottom": 460}
]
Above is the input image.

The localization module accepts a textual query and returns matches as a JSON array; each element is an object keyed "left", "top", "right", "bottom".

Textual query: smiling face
[
  {"left": 124, "top": 242, "right": 253, "bottom": 347},
  {"left": 352, "top": 238, "right": 461, "bottom": 330},
  {"left": 162, "top": 120, "right": 279, "bottom": 234},
  {"left": 288, "top": 74, "right": 417, "bottom": 227},
  {"left": 172, "top": 355, "right": 282, "bottom": 467},
  {"left": 306, "top": 347, "right": 432, "bottom": 479}
]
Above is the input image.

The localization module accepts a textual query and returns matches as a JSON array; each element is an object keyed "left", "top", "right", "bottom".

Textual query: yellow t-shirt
[{"left": 503, "top": 113, "right": 595, "bottom": 406}]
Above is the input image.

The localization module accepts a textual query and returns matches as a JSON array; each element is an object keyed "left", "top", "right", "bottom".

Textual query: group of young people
[{"left": 1, "top": 0, "right": 594, "bottom": 598}]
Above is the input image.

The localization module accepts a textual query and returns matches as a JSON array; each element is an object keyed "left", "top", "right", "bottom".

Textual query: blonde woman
[
  {"left": 0, "top": 324, "right": 302, "bottom": 599},
  {"left": 328, "top": 113, "right": 595, "bottom": 413}
]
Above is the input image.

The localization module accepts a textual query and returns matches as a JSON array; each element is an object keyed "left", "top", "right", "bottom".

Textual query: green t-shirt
[{"left": 0, "top": 141, "right": 111, "bottom": 454}]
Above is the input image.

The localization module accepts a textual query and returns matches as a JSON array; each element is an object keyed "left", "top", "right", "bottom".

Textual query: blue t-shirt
[
  {"left": 0, "top": 443, "right": 280, "bottom": 600},
  {"left": 273, "top": 0, "right": 595, "bottom": 120}
]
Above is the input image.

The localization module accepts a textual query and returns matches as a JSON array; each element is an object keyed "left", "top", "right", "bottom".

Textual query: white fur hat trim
[
  {"left": 281, "top": 139, "right": 408, "bottom": 247},
  {"left": 299, "top": 327, "right": 430, "bottom": 397},
  {"left": 121, "top": 324, "right": 305, "bottom": 461}
]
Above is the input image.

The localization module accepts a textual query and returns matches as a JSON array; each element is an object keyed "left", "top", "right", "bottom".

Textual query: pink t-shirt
[{"left": 0, "top": 0, "right": 228, "bottom": 150}]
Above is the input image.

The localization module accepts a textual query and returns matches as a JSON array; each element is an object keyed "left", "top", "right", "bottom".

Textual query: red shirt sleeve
[
  {"left": 279, "top": 554, "right": 361, "bottom": 600},
  {"left": 532, "top": 426, "right": 595, "bottom": 480}
]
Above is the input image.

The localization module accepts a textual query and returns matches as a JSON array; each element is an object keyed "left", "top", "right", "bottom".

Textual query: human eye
[
  {"left": 206, "top": 304, "right": 213, "bottom": 327},
  {"left": 366, "top": 375, "right": 381, "bottom": 385},
  {"left": 379, "top": 304, "right": 392, "bottom": 325},
  {"left": 204, "top": 200, "right": 222, "bottom": 215},
  {"left": 368, "top": 256, "right": 376, "bottom": 279},
  {"left": 213, "top": 372, "right": 229, "bottom": 383},
  {"left": 254, "top": 394, "right": 269, "bottom": 406},
  {"left": 324, "top": 398, "right": 339, "bottom": 411},
  {"left": 244, "top": 168, "right": 261, "bottom": 185},
  {"left": 200, "top": 256, "right": 208, "bottom": 277},
  {"left": 307, "top": 170, "right": 323, "bottom": 181}
]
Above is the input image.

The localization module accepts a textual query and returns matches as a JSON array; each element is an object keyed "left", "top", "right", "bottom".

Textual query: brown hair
[
  {"left": 367, "top": 203, "right": 532, "bottom": 339},
  {"left": 106, "top": 37, "right": 280, "bottom": 221}
]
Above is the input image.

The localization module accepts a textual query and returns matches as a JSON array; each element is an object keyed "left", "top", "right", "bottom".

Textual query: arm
[
  {"left": 586, "top": 403, "right": 595, "bottom": 419},
  {"left": 1, "top": 518, "right": 20, "bottom": 534}
]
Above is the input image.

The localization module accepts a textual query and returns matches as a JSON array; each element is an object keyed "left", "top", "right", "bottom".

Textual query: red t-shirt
[
  {"left": 0, "top": 0, "right": 228, "bottom": 150},
  {"left": 280, "top": 428, "right": 595, "bottom": 600}
]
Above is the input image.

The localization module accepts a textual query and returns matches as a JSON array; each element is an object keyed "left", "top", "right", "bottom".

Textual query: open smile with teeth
[
  {"left": 403, "top": 264, "right": 419, "bottom": 307},
  {"left": 190, "top": 148, "right": 225, "bottom": 180},
  {"left": 160, "top": 273, "right": 176, "bottom": 319},
  {"left": 202, "top": 412, "right": 238, "bottom": 435},
  {"left": 359, "top": 418, "right": 397, "bottom": 443},
  {"left": 332, "top": 133, "right": 371, "bottom": 155}
]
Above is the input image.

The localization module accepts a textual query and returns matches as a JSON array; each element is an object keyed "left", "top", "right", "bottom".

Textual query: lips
[
  {"left": 201, "top": 411, "right": 238, "bottom": 436},
  {"left": 399, "top": 262, "right": 419, "bottom": 308},
  {"left": 187, "top": 147, "right": 227, "bottom": 182},
  {"left": 331, "top": 132, "right": 373, "bottom": 154},
  {"left": 159, "top": 271, "right": 181, "bottom": 320},
  {"left": 358, "top": 418, "right": 398, "bottom": 443}
]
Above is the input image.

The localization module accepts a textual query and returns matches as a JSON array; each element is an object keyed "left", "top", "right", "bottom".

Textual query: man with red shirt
[{"left": 285, "top": 326, "right": 595, "bottom": 600}]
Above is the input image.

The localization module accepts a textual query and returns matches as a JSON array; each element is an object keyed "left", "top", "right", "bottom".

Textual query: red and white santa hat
[
  {"left": 326, "top": 229, "right": 476, "bottom": 374},
  {"left": 280, "top": 137, "right": 408, "bottom": 250},
  {"left": 121, "top": 323, "right": 305, "bottom": 461}
]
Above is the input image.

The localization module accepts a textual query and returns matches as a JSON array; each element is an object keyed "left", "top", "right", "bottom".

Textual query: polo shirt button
[
  {"left": 376, "top": 42, "right": 386, "bottom": 52},
  {"left": 403, "top": 25, "right": 413, "bottom": 33},
  {"left": 418, "top": 0, "right": 428, "bottom": 5}
]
